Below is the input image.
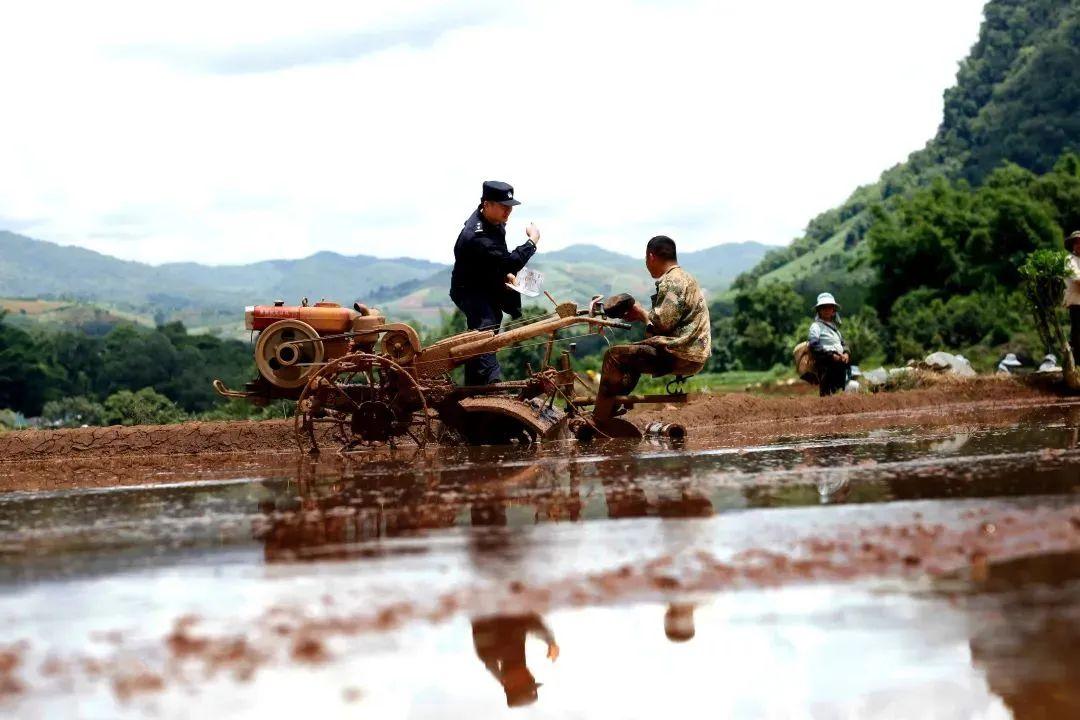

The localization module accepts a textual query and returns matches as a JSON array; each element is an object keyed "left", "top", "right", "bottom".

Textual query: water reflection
[
  {"left": 471, "top": 614, "right": 559, "bottom": 707},
  {"left": 254, "top": 455, "right": 722, "bottom": 562},
  {"left": 664, "top": 603, "right": 697, "bottom": 643},
  {"left": 451, "top": 552, "right": 1080, "bottom": 717},
  {"left": 954, "top": 552, "right": 1080, "bottom": 719}
]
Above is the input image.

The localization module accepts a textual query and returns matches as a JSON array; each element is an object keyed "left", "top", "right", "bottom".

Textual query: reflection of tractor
[{"left": 214, "top": 295, "right": 687, "bottom": 451}]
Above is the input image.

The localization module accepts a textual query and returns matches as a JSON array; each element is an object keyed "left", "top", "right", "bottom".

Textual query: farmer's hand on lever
[
  {"left": 526, "top": 222, "right": 540, "bottom": 246},
  {"left": 627, "top": 301, "right": 649, "bottom": 324}
]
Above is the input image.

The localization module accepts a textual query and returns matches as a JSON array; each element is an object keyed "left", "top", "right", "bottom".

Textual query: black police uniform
[{"left": 449, "top": 181, "right": 536, "bottom": 386}]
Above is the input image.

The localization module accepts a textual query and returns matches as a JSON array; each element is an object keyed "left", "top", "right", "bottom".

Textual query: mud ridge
[{"left": 0, "top": 376, "right": 1057, "bottom": 464}]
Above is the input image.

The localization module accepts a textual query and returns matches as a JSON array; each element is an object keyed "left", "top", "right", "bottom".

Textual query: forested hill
[
  {"left": 0, "top": 230, "right": 444, "bottom": 313},
  {"left": 0, "top": 231, "right": 769, "bottom": 331},
  {"left": 714, "top": 0, "right": 1080, "bottom": 374},
  {"left": 735, "top": 0, "right": 1080, "bottom": 297}
]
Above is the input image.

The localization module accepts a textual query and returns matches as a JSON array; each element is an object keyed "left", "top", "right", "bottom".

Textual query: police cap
[{"left": 482, "top": 180, "right": 521, "bottom": 207}]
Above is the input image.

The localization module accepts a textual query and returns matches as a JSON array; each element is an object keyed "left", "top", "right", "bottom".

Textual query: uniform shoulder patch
[{"left": 475, "top": 221, "right": 483, "bottom": 232}]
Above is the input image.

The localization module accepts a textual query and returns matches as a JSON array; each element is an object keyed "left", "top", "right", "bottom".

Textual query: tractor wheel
[{"left": 295, "top": 353, "right": 432, "bottom": 454}]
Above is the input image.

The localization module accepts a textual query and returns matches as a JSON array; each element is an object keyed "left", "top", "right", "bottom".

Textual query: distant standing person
[
  {"left": 450, "top": 180, "right": 541, "bottom": 385},
  {"left": 1064, "top": 230, "right": 1080, "bottom": 362},
  {"left": 808, "top": 292, "right": 850, "bottom": 397}
]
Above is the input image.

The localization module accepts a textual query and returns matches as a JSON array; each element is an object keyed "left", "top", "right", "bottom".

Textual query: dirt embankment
[
  {"left": 0, "top": 376, "right": 1060, "bottom": 466},
  {"left": 637, "top": 375, "right": 1053, "bottom": 429}
]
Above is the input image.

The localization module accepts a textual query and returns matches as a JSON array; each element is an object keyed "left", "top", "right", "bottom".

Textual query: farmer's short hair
[{"left": 647, "top": 235, "right": 677, "bottom": 261}]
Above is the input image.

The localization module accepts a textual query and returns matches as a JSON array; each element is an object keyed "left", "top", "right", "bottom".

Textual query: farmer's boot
[{"left": 592, "top": 351, "right": 637, "bottom": 424}]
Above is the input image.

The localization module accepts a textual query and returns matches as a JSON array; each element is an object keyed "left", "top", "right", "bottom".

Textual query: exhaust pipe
[{"left": 643, "top": 422, "right": 686, "bottom": 440}]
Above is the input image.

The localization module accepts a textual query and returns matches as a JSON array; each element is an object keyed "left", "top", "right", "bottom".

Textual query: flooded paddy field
[{"left": 1, "top": 396, "right": 1079, "bottom": 718}]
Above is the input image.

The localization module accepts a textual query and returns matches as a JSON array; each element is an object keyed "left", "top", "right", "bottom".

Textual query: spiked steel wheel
[{"left": 295, "top": 352, "right": 431, "bottom": 454}]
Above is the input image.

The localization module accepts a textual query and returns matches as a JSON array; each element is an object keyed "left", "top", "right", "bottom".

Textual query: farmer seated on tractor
[{"left": 593, "top": 235, "right": 711, "bottom": 424}]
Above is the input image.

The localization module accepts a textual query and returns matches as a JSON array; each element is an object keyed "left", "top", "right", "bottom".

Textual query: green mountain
[
  {"left": 375, "top": 242, "right": 770, "bottom": 325},
  {"left": 737, "top": 0, "right": 1080, "bottom": 304},
  {"left": 0, "top": 230, "right": 769, "bottom": 332},
  {"left": 0, "top": 231, "right": 443, "bottom": 314}
]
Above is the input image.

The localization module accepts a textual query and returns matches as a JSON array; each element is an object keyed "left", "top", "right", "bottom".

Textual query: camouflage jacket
[{"left": 643, "top": 266, "right": 712, "bottom": 369}]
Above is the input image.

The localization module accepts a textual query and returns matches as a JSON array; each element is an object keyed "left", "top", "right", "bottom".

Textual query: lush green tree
[
  {"left": 732, "top": 282, "right": 804, "bottom": 368},
  {"left": 0, "top": 313, "right": 63, "bottom": 414},
  {"left": 104, "top": 388, "right": 187, "bottom": 426},
  {"left": 1019, "top": 248, "right": 1080, "bottom": 387},
  {"left": 887, "top": 290, "right": 1020, "bottom": 361},
  {"left": 867, "top": 179, "right": 974, "bottom": 318},
  {"left": 98, "top": 323, "right": 180, "bottom": 397},
  {"left": 155, "top": 322, "right": 253, "bottom": 412},
  {"left": 45, "top": 331, "right": 105, "bottom": 398},
  {"left": 707, "top": 316, "right": 740, "bottom": 372},
  {"left": 842, "top": 309, "right": 885, "bottom": 364},
  {"left": 42, "top": 396, "right": 108, "bottom": 427}
]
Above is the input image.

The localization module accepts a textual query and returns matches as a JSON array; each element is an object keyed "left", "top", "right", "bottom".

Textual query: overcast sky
[{"left": 0, "top": 0, "right": 987, "bottom": 266}]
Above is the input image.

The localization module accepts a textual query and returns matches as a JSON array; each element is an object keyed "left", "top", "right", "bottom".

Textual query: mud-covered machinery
[{"left": 214, "top": 295, "right": 687, "bottom": 451}]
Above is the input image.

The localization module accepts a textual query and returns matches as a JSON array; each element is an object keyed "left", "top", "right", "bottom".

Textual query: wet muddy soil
[
  {"left": 1, "top": 391, "right": 1078, "bottom": 717},
  {"left": 0, "top": 375, "right": 1051, "bottom": 466}
]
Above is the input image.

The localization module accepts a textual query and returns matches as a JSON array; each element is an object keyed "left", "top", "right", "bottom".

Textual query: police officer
[{"left": 450, "top": 180, "right": 541, "bottom": 385}]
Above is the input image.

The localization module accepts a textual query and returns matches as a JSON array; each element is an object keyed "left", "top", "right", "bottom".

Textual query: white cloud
[{"left": 0, "top": 0, "right": 986, "bottom": 265}]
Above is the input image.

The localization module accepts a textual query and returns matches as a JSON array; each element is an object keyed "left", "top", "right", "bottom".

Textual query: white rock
[
  {"left": 863, "top": 367, "right": 889, "bottom": 386},
  {"left": 923, "top": 351, "right": 976, "bottom": 377}
]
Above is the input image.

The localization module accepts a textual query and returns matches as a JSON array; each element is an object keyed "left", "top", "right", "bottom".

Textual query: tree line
[
  {"left": 3, "top": 150, "right": 1078, "bottom": 427},
  {"left": 0, "top": 318, "right": 254, "bottom": 426},
  {"left": 715, "top": 153, "right": 1080, "bottom": 372}
]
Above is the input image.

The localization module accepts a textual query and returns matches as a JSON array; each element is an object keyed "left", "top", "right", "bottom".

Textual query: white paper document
[{"left": 506, "top": 267, "right": 543, "bottom": 298}]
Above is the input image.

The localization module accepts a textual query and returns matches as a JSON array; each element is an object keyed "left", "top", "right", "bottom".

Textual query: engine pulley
[{"left": 255, "top": 319, "right": 325, "bottom": 389}]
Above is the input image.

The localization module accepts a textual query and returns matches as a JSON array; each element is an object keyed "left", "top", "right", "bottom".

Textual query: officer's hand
[
  {"left": 506, "top": 273, "right": 517, "bottom": 285},
  {"left": 526, "top": 223, "right": 541, "bottom": 246}
]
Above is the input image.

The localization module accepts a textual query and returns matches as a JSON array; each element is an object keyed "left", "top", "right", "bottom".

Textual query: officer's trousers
[{"left": 451, "top": 294, "right": 503, "bottom": 386}]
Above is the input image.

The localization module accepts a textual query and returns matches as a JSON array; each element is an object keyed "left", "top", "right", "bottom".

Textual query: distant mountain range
[
  {"left": 0, "top": 230, "right": 769, "bottom": 331},
  {"left": 370, "top": 242, "right": 771, "bottom": 324}
]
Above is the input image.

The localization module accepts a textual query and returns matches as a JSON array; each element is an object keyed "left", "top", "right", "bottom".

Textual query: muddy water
[{"left": 1, "top": 401, "right": 1079, "bottom": 717}]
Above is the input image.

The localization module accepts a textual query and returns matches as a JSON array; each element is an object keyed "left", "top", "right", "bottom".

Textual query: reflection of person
[
  {"left": 964, "top": 553, "right": 1080, "bottom": 718},
  {"left": 664, "top": 604, "right": 696, "bottom": 643},
  {"left": 449, "top": 180, "right": 541, "bottom": 385},
  {"left": 472, "top": 614, "right": 559, "bottom": 707},
  {"left": 1062, "top": 230, "right": 1080, "bottom": 362},
  {"left": 594, "top": 236, "right": 711, "bottom": 423},
  {"left": 808, "top": 292, "right": 850, "bottom": 397}
]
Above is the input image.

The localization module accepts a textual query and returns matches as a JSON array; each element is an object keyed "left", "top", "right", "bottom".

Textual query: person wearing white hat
[
  {"left": 997, "top": 353, "right": 1023, "bottom": 374},
  {"left": 1038, "top": 353, "right": 1061, "bottom": 373},
  {"left": 808, "top": 292, "right": 850, "bottom": 396}
]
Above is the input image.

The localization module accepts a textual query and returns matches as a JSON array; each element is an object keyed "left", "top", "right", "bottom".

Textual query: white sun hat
[{"left": 814, "top": 292, "right": 839, "bottom": 309}]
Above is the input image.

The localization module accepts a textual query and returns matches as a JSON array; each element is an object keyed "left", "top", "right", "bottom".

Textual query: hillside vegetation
[
  {"left": 0, "top": 230, "right": 768, "bottom": 333},
  {"left": 721, "top": 0, "right": 1080, "bottom": 372}
]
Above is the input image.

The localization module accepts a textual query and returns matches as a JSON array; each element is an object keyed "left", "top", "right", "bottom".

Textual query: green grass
[{"left": 634, "top": 368, "right": 794, "bottom": 394}]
